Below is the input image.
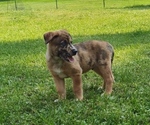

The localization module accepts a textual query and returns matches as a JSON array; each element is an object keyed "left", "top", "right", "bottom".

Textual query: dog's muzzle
[
  {"left": 67, "top": 45, "right": 77, "bottom": 62},
  {"left": 71, "top": 48, "right": 78, "bottom": 56},
  {"left": 58, "top": 44, "right": 78, "bottom": 63}
]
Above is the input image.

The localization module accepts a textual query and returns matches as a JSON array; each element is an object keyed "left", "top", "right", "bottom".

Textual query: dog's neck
[
  {"left": 46, "top": 44, "right": 58, "bottom": 61},
  {"left": 47, "top": 52, "right": 62, "bottom": 62},
  {"left": 46, "top": 44, "right": 67, "bottom": 66}
]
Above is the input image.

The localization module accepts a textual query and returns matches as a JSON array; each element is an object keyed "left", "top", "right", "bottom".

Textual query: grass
[{"left": 0, "top": 0, "right": 150, "bottom": 124}]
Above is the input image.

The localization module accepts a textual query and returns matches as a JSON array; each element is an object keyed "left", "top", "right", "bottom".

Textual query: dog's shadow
[
  {"left": 84, "top": 85, "right": 104, "bottom": 99},
  {"left": 65, "top": 84, "right": 104, "bottom": 100},
  {"left": 65, "top": 72, "right": 104, "bottom": 100}
]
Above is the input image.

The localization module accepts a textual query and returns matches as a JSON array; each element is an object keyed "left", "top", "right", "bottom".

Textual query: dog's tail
[
  {"left": 107, "top": 43, "right": 114, "bottom": 66},
  {"left": 111, "top": 51, "right": 114, "bottom": 65}
]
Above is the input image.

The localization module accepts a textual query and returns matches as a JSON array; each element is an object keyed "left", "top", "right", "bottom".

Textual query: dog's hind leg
[
  {"left": 93, "top": 62, "right": 114, "bottom": 94},
  {"left": 53, "top": 76, "right": 66, "bottom": 100}
]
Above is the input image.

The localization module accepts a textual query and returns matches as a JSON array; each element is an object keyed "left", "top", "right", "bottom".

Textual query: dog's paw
[
  {"left": 101, "top": 91, "right": 112, "bottom": 97},
  {"left": 97, "top": 86, "right": 103, "bottom": 90},
  {"left": 75, "top": 97, "right": 83, "bottom": 101},
  {"left": 101, "top": 93, "right": 106, "bottom": 97},
  {"left": 54, "top": 99, "right": 59, "bottom": 103}
]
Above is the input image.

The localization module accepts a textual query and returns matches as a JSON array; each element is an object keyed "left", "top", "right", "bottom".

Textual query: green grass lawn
[{"left": 0, "top": 0, "right": 150, "bottom": 124}]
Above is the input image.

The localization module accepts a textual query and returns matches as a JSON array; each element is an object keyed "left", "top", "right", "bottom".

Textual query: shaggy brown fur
[{"left": 43, "top": 30, "right": 114, "bottom": 100}]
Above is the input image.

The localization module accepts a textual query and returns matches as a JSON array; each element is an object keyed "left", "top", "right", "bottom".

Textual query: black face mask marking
[
  {"left": 60, "top": 41, "right": 67, "bottom": 48},
  {"left": 57, "top": 42, "right": 78, "bottom": 62}
]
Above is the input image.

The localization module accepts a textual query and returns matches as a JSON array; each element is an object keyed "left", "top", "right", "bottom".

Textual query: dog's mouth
[
  {"left": 66, "top": 55, "right": 74, "bottom": 62},
  {"left": 59, "top": 53, "right": 75, "bottom": 62},
  {"left": 58, "top": 50, "right": 77, "bottom": 63}
]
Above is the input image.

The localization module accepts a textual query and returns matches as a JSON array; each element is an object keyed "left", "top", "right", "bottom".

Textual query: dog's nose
[{"left": 72, "top": 49, "right": 78, "bottom": 55}]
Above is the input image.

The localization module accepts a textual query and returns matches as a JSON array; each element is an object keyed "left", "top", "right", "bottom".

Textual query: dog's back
[{"left": 74, "top": 40, "right": 114, "bottom": 73}]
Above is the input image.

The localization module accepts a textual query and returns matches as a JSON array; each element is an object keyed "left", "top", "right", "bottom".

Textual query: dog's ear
[
  {"left": 43, "top": 32, "right": 58, "bottom": 44},
  {"left": 68, "top": 33, "right": 73, "bottom": 42}
]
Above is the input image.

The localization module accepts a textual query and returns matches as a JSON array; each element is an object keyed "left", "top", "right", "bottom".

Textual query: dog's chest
[{"left": 52, "top": 64, "right": 67, "bottom": 78}]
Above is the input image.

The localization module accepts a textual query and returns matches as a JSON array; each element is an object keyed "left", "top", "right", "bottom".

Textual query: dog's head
[{"left": 43, "top": 30, "right": 78, "bottom": 62}]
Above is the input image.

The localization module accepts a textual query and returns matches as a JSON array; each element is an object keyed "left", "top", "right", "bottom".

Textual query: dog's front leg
[
  {"left": 53, "top": 76, "right": 66, "bottom": 100},
  {"left": 72, "top": 75, "right": 83, "bottom": 100}
]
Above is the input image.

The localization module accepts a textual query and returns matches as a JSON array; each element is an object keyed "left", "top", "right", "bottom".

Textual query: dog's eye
[{"left": 60, "top": 41, "right": 66, "bottom": 47}]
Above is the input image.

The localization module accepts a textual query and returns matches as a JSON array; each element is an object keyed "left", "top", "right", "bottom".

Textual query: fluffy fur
[{"left": 43, "top": 30, "right": 114, "bottom": 100}]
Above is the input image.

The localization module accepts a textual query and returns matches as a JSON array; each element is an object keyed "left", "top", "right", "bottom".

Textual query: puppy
[{"left": 43, "top": 30, "right": 114, "bottom": 100}]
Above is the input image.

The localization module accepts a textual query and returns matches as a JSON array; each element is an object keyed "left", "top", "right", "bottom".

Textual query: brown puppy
[{"left": 43, "top": 30, "right": 114, "bottom": 100}]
